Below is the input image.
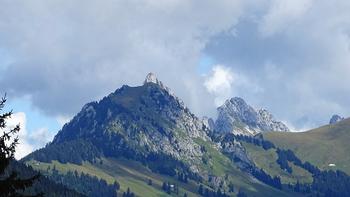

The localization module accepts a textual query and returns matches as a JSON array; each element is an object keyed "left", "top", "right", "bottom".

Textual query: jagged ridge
[
  {"left": 214, "top": 97, "right": 289, "bottom": 136},
  {"left": 28, "top": 73, "right": 214, "bottom": 176}
]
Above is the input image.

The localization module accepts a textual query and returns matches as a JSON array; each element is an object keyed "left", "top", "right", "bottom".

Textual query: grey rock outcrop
[
  {"left": 214, "top": 97, "right": 289, "bottom": 135},
  {"left": 329, "top": 114, "right": 344, "bottom": 124},
  {"left": 202, "top": 116, "right": 215, "bottom": 131}
]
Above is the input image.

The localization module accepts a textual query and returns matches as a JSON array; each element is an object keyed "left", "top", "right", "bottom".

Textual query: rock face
[
  {"left": 52, "top": 73, "right": 210, "bottom": 174},
  {"left": 202, "top": 116, "right": 215, "bottom": 131},
  {"left": 144, "top": 72, "right": 178, "bottom": 100},
  {"left": 144, "top": 72, "right": 159, "bottom": 84},
  {"left": 27, "top": 73, "right": 254, "bottom": 181},
  {"left": 219, "top": 134, "right": 252, "bottom": 170},
  {"left": 214, "top": 97, "right": 289, "bottom": 135},
  {"left": 329, "top": 114, "right": 344, "bottom": 124}
]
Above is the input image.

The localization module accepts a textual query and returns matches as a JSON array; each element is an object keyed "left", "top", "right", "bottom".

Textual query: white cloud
[
  {"left": 259, "top": 0, "right": 314, "bottom": 36},
  {"left": 5, "top": 112, "right": 33, "bottom": 159},
  {"left": 6, "top": 112, "right": 54, "bottom": 159},
  {"left": 204, "top": 65, "right": 234, "bottom": 106},
  {"left": 204, "top": 0, "right": 350, "bottom": 128},
  {"left": 0, "top": 0, "right": 248, "bottom": 118},
  {"left": 29, "top": 127, "right": 54, "bottom": 148},
  {"left": 204, "top": 66, "right": 234, "bottom": 93},
  {"left": 203, "top": 65, "right": 262, "bottom": 107},
  {"left": 1, "top": 0, "right": 350, "bottom": 129}
]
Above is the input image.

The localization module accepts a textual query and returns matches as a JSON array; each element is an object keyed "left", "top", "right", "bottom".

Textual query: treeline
[
  {"left": 177, "top": 172, "right": 189, "bottom": 183},
  {"left": 251, "top": 168, "right": 282, "bottom": 189},
  {"left": 276, "top": 148, "right": 321, "bottom": 175},
  {"left": 234, "top": 133, "right": 350, "bottom": 196},
  {"left": 23, "top": 139, "right": 102, "bottom": 165},
  {"left": 4, "top": 161, "right": 83, "bottom": 197},
  {"left": 310, "top": 170, "right": 350, "bottom": 196},
  {"left": 49, "top": 168, "right": 119, "bottom": 197},
  {"left": 285, "top": 170, "right": 350, "bottom": 196},
  {"left": 276, "top": 149, "right": 294, "bottom": 173},
  {"left": 222, "top": 134, "right": 283, "bottom": 190},
  {"left": 146, "top": 153, "right": 187, "bottom": 177},
  {"left": 234, "top": 134, "right": 275, "bottom": 150},
  {"left": 122, "top": 188, "right": 135, "bottom": 197},
  {"left": 25, "top": 131, "right": 200, "bottom": 183}
]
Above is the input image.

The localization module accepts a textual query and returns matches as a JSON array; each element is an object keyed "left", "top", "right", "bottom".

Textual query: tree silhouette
[{"left": 0, "top": 96, "right": 42, "bottom": 197}]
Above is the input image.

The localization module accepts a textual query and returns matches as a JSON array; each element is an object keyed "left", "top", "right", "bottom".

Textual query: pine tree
[
  {"left": 0, "top": 96, "right": 42, "bottom": 196},
  {"left": 237, "top": 189, "right": 247, "bottom": 197},
  {"left": 228, "top": 182, "right": 235, "bottom": 193},
  {"left": 198, "top": 184, "right": 204, "bottom": 195},
  {"left": 162, "top": 182, "right": 167, "bottom": 191}
]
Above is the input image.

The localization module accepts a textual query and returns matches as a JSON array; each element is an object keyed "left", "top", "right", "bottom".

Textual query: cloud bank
[
  {"left": 0, "top": 0, "right": 246, "bottom": 118},
  {"left": 1, "top": 0, "right": 350, "bottom": 130},
  {"left": 205, "top": 0, "right": 350, "bottom": 128}
]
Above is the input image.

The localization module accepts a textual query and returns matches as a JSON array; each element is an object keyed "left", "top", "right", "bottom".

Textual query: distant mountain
[
  {"left": 329, "top": 114, "right": 344, "bottom": 124},
  {"left": 21, "top": 73, "right": 349, "bottom": 197},
  {"left": 214, "top": 97, "right": 289, "bottom": 136},
  {"left": 23, "top": 73, "right": 298, "bottom": 196}
]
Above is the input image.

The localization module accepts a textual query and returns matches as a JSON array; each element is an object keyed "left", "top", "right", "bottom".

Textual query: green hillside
[
  {"left": 25, "top": 157, "right": 297, "bottom": 197},
  {"left": 264, "top": 118, "right": 350, "bottom": 174},
  {"left": 5, "top": 160, "right": 83, "bottom": 196},
  {"left": 242, "top": 142, "right": 313, "bottom": 184}
]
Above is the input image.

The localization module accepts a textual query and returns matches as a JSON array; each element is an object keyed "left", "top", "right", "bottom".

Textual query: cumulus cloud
[
  {"left": 0, "top": 0, "right": 247, "bottom": 118},
  {"left": 6, "top": 112, "right": 54, "bottom": 159},
  {"left": 1, "top": 0, "right": 350, "bottom": 130},
  {"left": 204, "top": 65, "right": 262, "bottom": 107},
  {"left": 259, "top": 0, "right": 314, "bottom": 36},
  {"left": 205, "top": 0, "right": 350, "bottom": 129},
  {"left": 204, "top": 65, "right": 234, "bottom": 106},
  {"left": 205, "top": 66, "right": 234, "bottom": 94},
  {"left": 5, "top": 112, "right": 32, "bottom": 159}
]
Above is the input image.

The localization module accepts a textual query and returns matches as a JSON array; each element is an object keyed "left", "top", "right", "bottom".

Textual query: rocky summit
[
  {"left": 214, "top": 97, "right": 289, "bottom": 135},
  {"left": 329, "top": 114, "right": 345, "bottom": 124},
  {"left": 49, "top": 73, "right": 211, "bottom": 174}
]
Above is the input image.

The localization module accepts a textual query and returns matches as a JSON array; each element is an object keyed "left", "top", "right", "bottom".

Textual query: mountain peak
[
  {"left": 329, "top": 114, "right": 344, "bottom": 124},
  {"left": 144, "top": 72, "right": 159, "bottom": 84},
  {"left": 143, "top": 72, "right": 168, "bottom": 91},
  {"left": 142, "top": 72, "right": 183, "bottom": 107},
  {"left": 215, "top": 97, "right": 289, "bottom": 135},
  {"left": 230, "top": 97, "right": 246, "bottom": 103}
]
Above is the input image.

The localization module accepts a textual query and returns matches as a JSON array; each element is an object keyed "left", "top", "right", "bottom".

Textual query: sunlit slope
[
  {"left": 25, "top": 157, "right": 298, "bottom": 197},
  {"left": 264, "top": 118, "right": 350, "bottom": 174},
  {"left": 242, "top": 142, "right": 313, "bottom": 184}
]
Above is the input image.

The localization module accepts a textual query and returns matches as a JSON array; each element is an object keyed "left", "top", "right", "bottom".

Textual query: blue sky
[
  {"left": 198, "top": 56, "right": 215, "bottom": 75},
  {"left": 5, "top": 98, "right": 61, "bottom": 133},
  {"left": 1, "top": 0, "right": 350, "bottom": 158}
]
